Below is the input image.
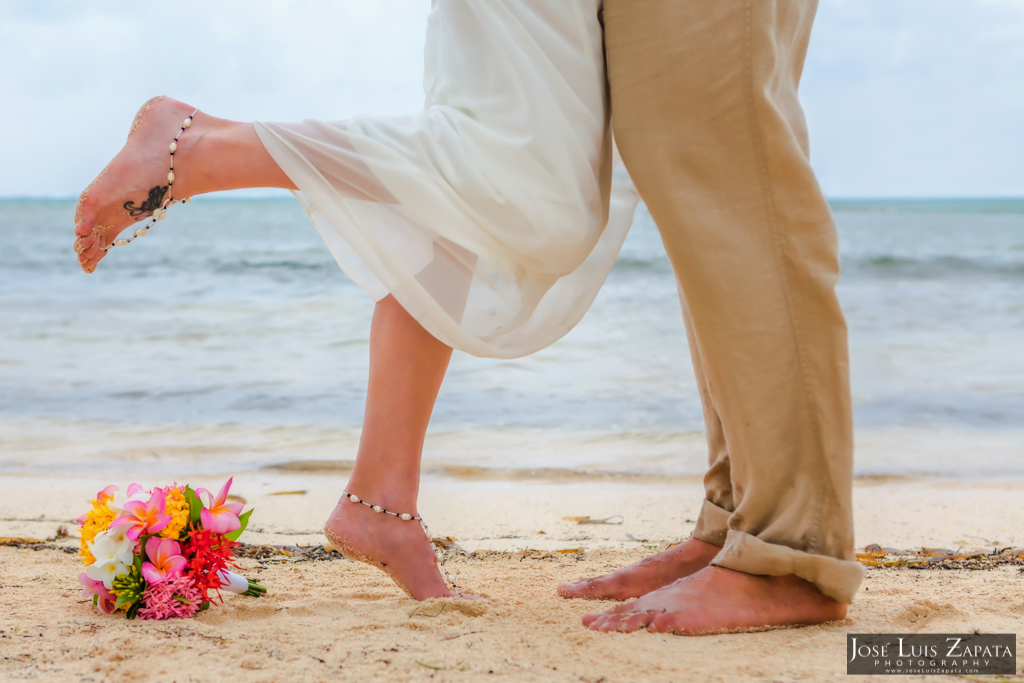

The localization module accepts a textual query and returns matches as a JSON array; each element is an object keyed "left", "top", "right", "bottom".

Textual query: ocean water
[{"left": 0, "top": 197, "right": 1022, "bottom": 479}]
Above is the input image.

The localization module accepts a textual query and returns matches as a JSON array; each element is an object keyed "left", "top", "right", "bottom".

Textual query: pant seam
[{"left": 740, "top": 0, "right": 828, "bottom": 555}]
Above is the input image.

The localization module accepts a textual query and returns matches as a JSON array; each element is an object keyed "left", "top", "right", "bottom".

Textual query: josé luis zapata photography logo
[{"left": 847, "top": 634, "right": 1016, "bottom": 675}]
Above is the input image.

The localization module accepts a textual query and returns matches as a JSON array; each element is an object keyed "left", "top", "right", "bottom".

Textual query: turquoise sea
[{"left": 1, "top": 197, "right": 1022, "bottom": 479}]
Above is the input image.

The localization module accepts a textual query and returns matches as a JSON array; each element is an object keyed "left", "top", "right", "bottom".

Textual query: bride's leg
[
  {"left": 325, "top": 294, "right": 460, "bottom": 600},
  {"left": 79, "top": 97, "right": 463, "bottom": 598},
  {"left": 74, "top": 96, "right": 295, "bottom": 272}
]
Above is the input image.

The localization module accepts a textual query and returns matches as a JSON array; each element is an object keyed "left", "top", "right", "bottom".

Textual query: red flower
[{"left": 181, "top": 528, "right": 238, "bottom": 605}]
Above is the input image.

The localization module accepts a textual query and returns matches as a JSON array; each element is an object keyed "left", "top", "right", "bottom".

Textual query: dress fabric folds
[{"left": 255, "top": 0, "right": 638, "bottom": 359}]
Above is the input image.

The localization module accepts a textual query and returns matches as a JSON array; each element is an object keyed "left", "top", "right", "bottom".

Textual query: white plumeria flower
[
  {"left": 105, "top": 522, "right": 130, "bottom": 545},
  {"left": 107, "top": 484, "right": 150, "bottom": 516},
  {"left": 86, "top": 528, "right": 136, "bottom": 589}
]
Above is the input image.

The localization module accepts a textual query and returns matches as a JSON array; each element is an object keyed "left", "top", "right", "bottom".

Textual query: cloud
[
  {"left": 802, "top": 0, "right": 1024, "bottom": 196},
  {"left": 0, "top": 0, "right": 1021, "bottom": 197},
  {"left": 0, "top": 0, "right": 429, "bottom": 197}
]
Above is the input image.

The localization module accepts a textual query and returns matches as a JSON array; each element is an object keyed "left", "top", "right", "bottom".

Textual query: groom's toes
[
  {"left": 580, "top": 611, "right": 603, "bottom": 627},
  {"left": 647, "top": 612, "right": 685, "bottom": 634},
  {"left": 558, "top": 579, "right": 593, "bottom": 598},
  {"left": 556, "top": 581, "right": 578, "bottom": 598},
  {"left": 620, "top": 612, "right": 654, "bottom": 633},
  {"left": 594, "top": 614, "right": 628, "bottom": 632}
]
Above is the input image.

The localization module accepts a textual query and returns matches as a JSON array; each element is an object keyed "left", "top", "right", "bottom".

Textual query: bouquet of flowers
[{"left": 76, "top": 477, "right": 266, "bottom": 620}]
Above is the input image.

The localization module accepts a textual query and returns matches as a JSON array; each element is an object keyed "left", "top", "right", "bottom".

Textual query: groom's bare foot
[
  {"left": 582, "top": 566, "right": 846, "bottom": 635},
  {"left": 558, "top": 537, "right": 720, "bottom": 601},
  {"left": 74, "top": 96, "right": 200, "bottom": 273},
  {"left": 324, "top": 496, "right": 467, "bottom": 601}
]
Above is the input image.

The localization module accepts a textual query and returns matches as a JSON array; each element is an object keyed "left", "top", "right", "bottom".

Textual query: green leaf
[
  {"left": 126, "top": 601, "right": 141, "bottom": 620},
  {"left": 92, "top": 594, "right": 98, "bottom": 606},
  {"left": 172, "top": 595, "right": 191, "bottom": 605},
  {"left": 184, "top": 486, "right": 204, "bottom": 525},
  {"left": 114, "top": 593, "right": 136, "bottom": 610},
  {"left": 225, "top": 508, "right": 253, "bottom": 542},
  {"left": 200, "top": 601, "right": 210, "bottom": 611}
]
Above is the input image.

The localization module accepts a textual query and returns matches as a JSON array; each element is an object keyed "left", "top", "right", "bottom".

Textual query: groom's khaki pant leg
[{"left": 604, "top": 0, "right": 865, "bottom": 603}]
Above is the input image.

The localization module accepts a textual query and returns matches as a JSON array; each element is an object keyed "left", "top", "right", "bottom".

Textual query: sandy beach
[{"left": 2, "top": 472, "right": 1023, "bottom": 682}]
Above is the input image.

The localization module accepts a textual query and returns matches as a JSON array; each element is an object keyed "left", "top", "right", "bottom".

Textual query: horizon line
[{"left": 1, "top": 194, "right": 1022, "bottom": 202}]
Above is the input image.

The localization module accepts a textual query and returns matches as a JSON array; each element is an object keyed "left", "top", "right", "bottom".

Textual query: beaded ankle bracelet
[
  {"left": 343, "top": 490, "right": 462, "bottom": 597},
  {"left": 103, "top": 109, "right": 199, "bottom": 251}
]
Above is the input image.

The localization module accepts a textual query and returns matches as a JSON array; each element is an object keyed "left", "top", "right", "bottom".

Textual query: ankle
[
  {"left": 171, "top": 115, "right": 228, "bottom": 198},
  {"left": 341, "top": 484, "right": 418, "bottom": 516}
]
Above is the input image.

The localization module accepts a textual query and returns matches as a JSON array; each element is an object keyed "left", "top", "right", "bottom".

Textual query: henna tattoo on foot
[{"left": 124, "top": 185, "right": 169, "bottom": 218}]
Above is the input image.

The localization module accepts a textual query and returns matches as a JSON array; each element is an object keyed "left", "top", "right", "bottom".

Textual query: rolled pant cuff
[
  {"left": 711, "top": 529, "right": 865, "bottom": 604},
  {"left": 691, "top": 499, "right": 731, "bottom": 547}
]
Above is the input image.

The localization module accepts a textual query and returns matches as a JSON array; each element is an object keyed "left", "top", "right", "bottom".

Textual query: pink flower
[
  {"left": 76, "top": 484, "right": 119, "bottom": 524},
  {"left": 109, "top": 490, "right": 171, "bottom": 541},
  {"left": 196, "top": 478, "right": 244, "bottom": 535},
  {"left": 137, "top": 575, "right": 203, "bottom": 620},
  {"left": 98, "top": 484, "right": 120, "bottom": 500},
  {"left": 78, "top": 572, "right": 116, "bottom": 614},
  {"left": 141, "top": 537, "right": 187, "bottom": 585}
]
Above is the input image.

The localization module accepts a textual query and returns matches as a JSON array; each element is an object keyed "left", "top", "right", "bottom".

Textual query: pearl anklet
[
  {"left": 343, "top": 490, "right": 462, "bottom": 597},
  {"left": 103, "top": 110, "right": 199, "bottom": 251}
]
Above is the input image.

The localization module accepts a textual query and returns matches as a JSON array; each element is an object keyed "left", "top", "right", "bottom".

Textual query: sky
[{"left": 0, "top": 0, "right": 1022, "bottom": 198}]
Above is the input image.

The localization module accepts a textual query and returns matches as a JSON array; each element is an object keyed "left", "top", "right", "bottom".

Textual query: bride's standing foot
[
  {"left": 324, "top": 494, "right": 455, "bottom": 599},
  {"left": 324, "top": 295, "right": 472, "bottom": 600}
]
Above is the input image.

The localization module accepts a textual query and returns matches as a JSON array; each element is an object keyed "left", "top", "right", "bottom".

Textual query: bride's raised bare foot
[
  {"left": 324, "top": 495, "right": 468, "bottom": 601},
  {"left": 557, "top": 537, "right": 720, "bottom": 601},
  {"left": 74, "top": 96, "right": 200, "bottom": 273}
]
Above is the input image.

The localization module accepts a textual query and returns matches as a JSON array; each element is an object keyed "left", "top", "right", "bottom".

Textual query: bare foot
[
  {"left": 74, "top": 96, "right": 200, "bottom": 273},
  {"left": 324, "top": 496, "right": 467, "bottom": 601},
  {"left": 558, "top": 537, "right": 720, "bottom": 601},
  {"left": 581, "top": 566, "right": 847, "bottom": 635}
]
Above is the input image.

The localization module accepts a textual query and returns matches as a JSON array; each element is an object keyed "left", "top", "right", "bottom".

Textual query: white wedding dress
[{"left": 255, "top": 0, "right": 638, "bottom": 358}]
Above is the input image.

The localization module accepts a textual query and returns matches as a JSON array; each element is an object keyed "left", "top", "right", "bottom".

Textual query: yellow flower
[
  {"left": 78, "top": 495, "right": 116, "bottom": 565},
  {"left": 160, "top": 486, "right": 190, "bottom": 540}
]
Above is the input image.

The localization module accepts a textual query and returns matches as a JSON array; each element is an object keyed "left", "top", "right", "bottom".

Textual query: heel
[
  {"left": 323, "top": 523, "right": 415, "bottom": 598},
  {"left": 324, "top": 491, "right": 463, "bottom": 599}
]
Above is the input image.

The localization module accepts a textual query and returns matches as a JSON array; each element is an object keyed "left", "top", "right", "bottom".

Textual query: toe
[
  {"left": 593, "top": 613, "right": 629, "bottom": 632},
  {"left": 557, "top": 579, "right": 595, "bottom": 599},
  {"left": 583, "top": 602, "right": 640, "bottom": 631},
  {"left": 74, "top": 220, "right": 94, "bottom": 238},
  {"left": 74, "top": 202, "right": 97, "bottom": 237},
  {"left": 78, "top": 240, "right": 101, "bottom": 262},
  {"left": 81, "top": 249, "right": 105, "bottom": 273},
  {"left": 647, "top": 611, "right": 689, "bottom": 634},
  {"left": 619, "top": 611, "right": 657, "bottom": 633},
  {"left": 74, "top": 232, "right": 95, "bottom": 251}
]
